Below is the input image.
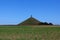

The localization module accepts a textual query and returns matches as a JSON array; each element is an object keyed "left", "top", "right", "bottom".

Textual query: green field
[{"left": 0, "top": 25, "right": 60, "bottom": 40}]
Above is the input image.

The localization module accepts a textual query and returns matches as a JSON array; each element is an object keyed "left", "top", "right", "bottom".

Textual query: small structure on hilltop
[{"left": 18, "top": 15, "right": 53, "bottom": 25}]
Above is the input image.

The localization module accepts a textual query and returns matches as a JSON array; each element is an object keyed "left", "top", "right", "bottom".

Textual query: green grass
[{"left": 0, "top": 25, "right": 60, "bottom": 40}]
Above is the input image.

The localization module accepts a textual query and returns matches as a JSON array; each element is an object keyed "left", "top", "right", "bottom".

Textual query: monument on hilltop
[{"left": 18, "top": 15, "right": 53, "bottom": 25}]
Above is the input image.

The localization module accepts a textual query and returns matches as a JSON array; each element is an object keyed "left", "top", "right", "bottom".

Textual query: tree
[
  {"left": 43, "top": 22, "right": 49, "bottom": 25},
  {"left": 38, "top": 22, "right": 49, "bottom": 25},
  {"left": 49, "top": 23, "right": 53, "bottom": 25},
  {"left": 38, "top": 22, "right": 53, "bottom": 25}
]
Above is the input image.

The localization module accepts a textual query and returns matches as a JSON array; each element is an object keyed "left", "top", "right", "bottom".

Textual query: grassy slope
[{"left": 0, "top": 26, "right": 60, "bottom": 40}]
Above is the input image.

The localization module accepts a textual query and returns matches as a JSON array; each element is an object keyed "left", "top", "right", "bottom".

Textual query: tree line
[{"left": 38, "top": 22, "right": 53, "bottom": 25}]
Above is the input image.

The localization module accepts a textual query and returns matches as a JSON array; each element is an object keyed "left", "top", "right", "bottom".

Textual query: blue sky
[{"left": 0, "top": 0, "right": 60, "bottom": 25}]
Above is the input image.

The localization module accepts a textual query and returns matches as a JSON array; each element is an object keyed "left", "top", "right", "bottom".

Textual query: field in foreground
[{"left": 0, "top": 25, "right": 60, "bottom": 40}]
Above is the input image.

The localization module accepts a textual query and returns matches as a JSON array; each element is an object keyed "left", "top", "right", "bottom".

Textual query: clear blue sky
[{"left": 0, "top": 0, "right": 60, "bottom": 25}]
